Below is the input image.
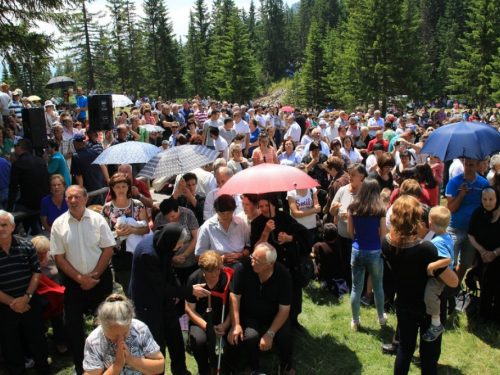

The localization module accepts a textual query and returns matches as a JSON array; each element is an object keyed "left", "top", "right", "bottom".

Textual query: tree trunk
[{"left": 82, "top": 0, "right": 96, "bottom": 89}]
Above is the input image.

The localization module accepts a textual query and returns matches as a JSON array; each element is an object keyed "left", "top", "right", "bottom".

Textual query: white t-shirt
[
  {"left": 324, "top": 125, "right": 339, "bottom": 143},
  {"left": 214, "top": 136, "right": 229, "bottom": 161},
  {"left": 367, "top": 117, "right": 384, "bottom": 137},
  {"left": 233, "top": 120, "right": 250, "bottom": 149},
  {"left": 287, "top": 188, "right": 317, "bottom": 229},
  {"left": 366, "top": 154, "right": 378, "bottom": 172},
  {"left": 284, "top": 122, "right": 301, "bottom": 142},
  {"left": 255, "top": 115, "right": 266, "bottom": 129},
  {"left": 449, "top": 159, "right": 464, "bottom": 179}
]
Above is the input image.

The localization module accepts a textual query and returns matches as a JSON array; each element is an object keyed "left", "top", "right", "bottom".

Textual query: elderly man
[
  {"left": 105, "top": 164, "right": 153, "bottom": 208},
  {"left": 50, "top": 185, "right": 116, "bottom": 375},
  {"left": 367, "top": 130, "right": 389, "bottom": 153},
  {"left": 301, "top": 127, "right": 330, "bottom": 157},
  {"left": 203, "top": 166, "right": 242, "bottom": 220},
  {"left": 227, "top": 242, "right": 295, "bottom": 375},
  {"left": 367, "top": 110, "right": 384, "bottom": 137},
  {"left": 283, "top": 116, "right": 301, "bottom": 146},
  {"left": 446, "top": 159, "right": 489, "bottom": 283},
  {"left": 0, "top": 210, "right": 53, "bottom": 375}
]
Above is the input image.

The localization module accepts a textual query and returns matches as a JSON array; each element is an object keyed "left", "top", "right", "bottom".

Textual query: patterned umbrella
[
  {"left": 112, "top": 94, "right": 133, "bottom": 108},
  {"left": 140, "top": 125, "right": 164, "bottom": 133},
  {"left": 91, "top": 141, "right": 161, "bottom": 165},
  {"left": 138, "top": 145, "right": 219, "bottom": 179}
]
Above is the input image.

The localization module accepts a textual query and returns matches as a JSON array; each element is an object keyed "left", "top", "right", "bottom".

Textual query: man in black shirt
[
  {"left": 0, "top": 210, "right": 52, "bottom": 375},
  {"left": 7, "top": 138, "right": 49, "bottom": 235},
  {"left": 227, "top": 243, "right": 295, "bottom": 375}
]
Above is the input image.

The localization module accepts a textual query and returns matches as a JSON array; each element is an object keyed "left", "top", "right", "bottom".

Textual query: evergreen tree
[
  {"left": 93, "top": 28, "right": 117, "bottom": 92},
  {"left": 66, "top": 0, "right": 104, "bottom": 89},
  {"left": 184, "top": 0, "right": 211, "bottom": 96},
  {"left": 106, "top": 0, "right": 128, "bottom": 93},
  {"left": 300, "top": 21, "right": 327, "bottom": 106},
  {"left": 210, "top": 1, "right": 258, "bottom": 101},
  {"left": 258, "top": 0, "right": 287, "bottom": 80},
  {"left": 298, "top": 0, "right": 315, "bottom": 53},
  {"left": 449, "top": 0, "right": 500, "bottom": 109}
]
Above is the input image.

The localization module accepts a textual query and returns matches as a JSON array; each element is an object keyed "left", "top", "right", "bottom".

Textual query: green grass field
[{"left": 27, "top": 280, "right": 500, "bottom": 375}]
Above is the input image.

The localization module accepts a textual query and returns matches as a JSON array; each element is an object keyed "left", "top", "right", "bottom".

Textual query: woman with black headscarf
[
  {"left": 468, "top": 186, "right": 500, "bottom": 325},
  {"left": 129, "top": 223, "right": 210, "bottom": 375}
]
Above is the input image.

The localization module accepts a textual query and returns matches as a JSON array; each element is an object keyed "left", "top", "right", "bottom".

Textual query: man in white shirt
[
  {"left": 255, "top": 107, "right": 266, "bottom": 129},
  {"left": 232, "top": 111, "right": 250, "bottom": 154},
  {"left": 203, "top": 167, "right": 243, "bottom": 220},
  {"left": 324, "top": 115, "right": 339, "bottom": 143},
  {"left": 202, "top": 108, "right": 223, "bottom": 149},
  {"left": 210, "top": 127, "right": 229, "bottom": 161},
  {"left": 335, "top": 111, "right": 346, "bottom": 128},
  {"left": 449, "top": 158, "right": 464, "bottom": 180},
  {"left": 301, "top": 128, "right": 330, "bottom": 157},
  {"left": 367, "top": 110, "right": 384, "bottom": 137},
  {"left": 284, "top": 116, "right": 301, "bottom": 145},
  {"left": 50, "top": 185, "right": 116, "bottom": 375}
]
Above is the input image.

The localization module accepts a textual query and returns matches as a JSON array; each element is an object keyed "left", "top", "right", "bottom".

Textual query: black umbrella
[
  {"left": 45, "top": 76, "right": 76, "bottom": 90},
  {"left": 205, "top": 295, "right": 217, "bottom": 373}
]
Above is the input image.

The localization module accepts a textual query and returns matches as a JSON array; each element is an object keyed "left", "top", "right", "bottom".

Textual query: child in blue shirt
[{"left": 423, "top": 206, "right": 454, "bottom": 342}]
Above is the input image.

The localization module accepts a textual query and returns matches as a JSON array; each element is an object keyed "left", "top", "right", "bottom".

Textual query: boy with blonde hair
[{"left": 423, "top": 206, "right": 454, "bottom": 342}]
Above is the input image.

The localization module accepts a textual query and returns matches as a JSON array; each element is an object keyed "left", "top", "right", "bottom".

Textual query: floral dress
[{"left": 101, "top": 199, "right": 144, "bottom": 231}]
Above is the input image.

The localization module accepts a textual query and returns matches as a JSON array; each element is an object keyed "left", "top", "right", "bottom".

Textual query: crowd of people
[{"left": 1, "top": 82, "right": 500, "bottom": 375}]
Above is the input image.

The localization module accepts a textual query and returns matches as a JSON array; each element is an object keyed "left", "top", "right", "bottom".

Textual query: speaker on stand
[
  {"left": 88, "top": 94, "right": 113, "bottom": 131},
  {"left": 22, "top": 107, "right": 48, "bottom": 150}
]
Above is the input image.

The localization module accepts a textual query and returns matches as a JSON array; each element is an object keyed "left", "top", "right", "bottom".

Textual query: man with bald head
[
  {"left": 203, "top": 166, "right": 242, "bottom": 220},
  {"left": 367, "top": 130, "right": 389, "bottom": 154},
  {"left": 301, "top": 127, "right": 330, "bottom": 157}
]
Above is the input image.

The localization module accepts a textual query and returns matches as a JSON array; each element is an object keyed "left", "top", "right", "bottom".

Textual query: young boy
[{"left": 423, "top": 206, "right": 454, "bottom": 342}]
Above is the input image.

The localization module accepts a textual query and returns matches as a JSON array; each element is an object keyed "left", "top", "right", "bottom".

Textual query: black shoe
[
  {"left": 361, "top": 294, "right": 374, "bottom": 307},
  {"left": 292, "top": 320, "right": 308, "bottom": 332},
  {"left": 382, "top": 343, "right": 398, "bottom": 355}
]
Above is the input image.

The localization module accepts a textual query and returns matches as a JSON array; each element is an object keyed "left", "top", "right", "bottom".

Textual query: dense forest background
[{"left": 3, "top": 0, "right": 500, "bottom": 111}]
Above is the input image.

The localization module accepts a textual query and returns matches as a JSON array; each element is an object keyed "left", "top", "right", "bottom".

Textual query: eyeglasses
[{"left": 250, "top": 254, "right": 271, "bottom": 266}]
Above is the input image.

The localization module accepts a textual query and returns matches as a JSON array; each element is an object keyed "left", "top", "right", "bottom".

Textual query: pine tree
[
  {"left": 93, "top": 28, "right": 118, "bottom": 92},
  {"left": 258, "top": 0, "right": 287, "bottom": 79},
  {"left": 210, "top": 1, "right": 258, "bottom": 101},
  {"left": 184, "top": 0, "right": 211, "bottom": 96},
  {"left": 449, "top": 0, "right": 500, "bottom": 109},
  {"left": 66, "top": 0, "right": 104, "bottom": 89},
  {"left": 300, "top": 21, "right": 327, "bottom": 106},
  {"left": 106, "top": 0, "right": 128, "bottom": 93}
]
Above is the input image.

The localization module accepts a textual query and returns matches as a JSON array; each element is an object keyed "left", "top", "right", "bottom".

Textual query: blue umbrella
[
  {"left": 92, "top": 141, "right": 161, "bottom": 165},
  {"left": 138, "top": 145, "right": 219, "bottom": 179},
  {"left": 420, "top": 121, "right": 500, "bottom": 161}
]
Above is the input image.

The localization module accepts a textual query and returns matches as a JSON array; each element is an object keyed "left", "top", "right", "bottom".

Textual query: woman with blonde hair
[
  {"left": 185, "top": 251, "right": 231, "bottom": 375},
  {"left": 227, "top": 143, "right": 250, "bottom": 174},
  {"left": 381, "top": 196, "right": 458, "bottom": 374},
  {"left": 83, "top": 294, "right": 165, "bottom": 375}
]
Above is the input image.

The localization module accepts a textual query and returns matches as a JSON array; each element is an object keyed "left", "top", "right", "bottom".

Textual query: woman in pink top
[{"left": 252, "top": 131, "right": 278, "bottom": 165}]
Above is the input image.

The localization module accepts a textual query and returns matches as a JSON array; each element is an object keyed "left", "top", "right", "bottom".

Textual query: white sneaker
[
  {"left": 378, "top": 313, "right": 388, "bottom": 326},
  {"left": 351, "top": 319, "right": 360, "bottom": 330}
]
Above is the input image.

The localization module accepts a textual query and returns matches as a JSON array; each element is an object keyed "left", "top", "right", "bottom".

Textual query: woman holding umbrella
[{"left": 185, "top": 251, "right": 231, "bottom": 375}]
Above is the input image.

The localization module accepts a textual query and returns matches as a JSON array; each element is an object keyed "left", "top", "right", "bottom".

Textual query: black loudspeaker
[
  {"left": 22, "top": 107, "right": 48, "bottom": 149},
  {"left": 88, "top": 94, "right": 113, "bottom": 131}
]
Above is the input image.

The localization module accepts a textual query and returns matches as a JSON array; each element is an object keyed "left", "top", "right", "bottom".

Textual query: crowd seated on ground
[{"left": 1, "top": 90, "right": 500, "bottom": 374}]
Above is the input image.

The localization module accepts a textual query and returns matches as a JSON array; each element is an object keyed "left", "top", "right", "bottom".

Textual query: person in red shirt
[{"left": 367, "top": 130, "right": 389, "bottom": 153}]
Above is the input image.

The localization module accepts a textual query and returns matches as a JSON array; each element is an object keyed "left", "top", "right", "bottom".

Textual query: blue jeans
[
  {"left": 350, "top": 248, "right": 385, "bottom": 321},
  {"left": 447, "top": 227, "right": 474, "bottom": 270}
]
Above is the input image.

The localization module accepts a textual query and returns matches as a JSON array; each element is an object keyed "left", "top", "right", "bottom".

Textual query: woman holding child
[{"left": 382, "top": 196, "right": 458, "bottom": 375}]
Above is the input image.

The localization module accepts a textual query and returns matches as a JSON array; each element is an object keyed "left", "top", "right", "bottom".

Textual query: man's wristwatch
[
  {"left": 138, "top": 193, "right": 144, "bottom": 200},
  {"left": 267, "top": 330, "right": 275, "bottom": 338},
  {"left": 24, "top": 293, "right": 33, "bottom": 299}
]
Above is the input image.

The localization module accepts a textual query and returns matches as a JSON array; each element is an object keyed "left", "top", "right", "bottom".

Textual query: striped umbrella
[{"left": 138, "top": 145, "right": 219, "bottom": 179}]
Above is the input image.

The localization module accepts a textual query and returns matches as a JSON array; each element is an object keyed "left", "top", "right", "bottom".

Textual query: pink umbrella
[
  {"left": 281, "top": 106, "right": 294, "bottom": 112},
  {"left": 217, "top": 163, "right": 319, "bottom": 195}
]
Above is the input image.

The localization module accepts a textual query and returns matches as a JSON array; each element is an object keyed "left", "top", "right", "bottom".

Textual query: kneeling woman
[
  {"left": 83, "top": 294, "right": 165, "bottom": 375},
  {"left": 185, "top": 251, "right": 231, "bottom": 375}
]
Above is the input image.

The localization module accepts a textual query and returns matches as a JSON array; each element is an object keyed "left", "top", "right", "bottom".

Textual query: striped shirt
[
  {"left": 195, "top": 110, "right": 208, "bottom": 125},
  {"left": 0, "top": 236, "right": 41, "bottom": 298},
  {"left": 8, "top": 100, "right": 23, "bottom": 121}
]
